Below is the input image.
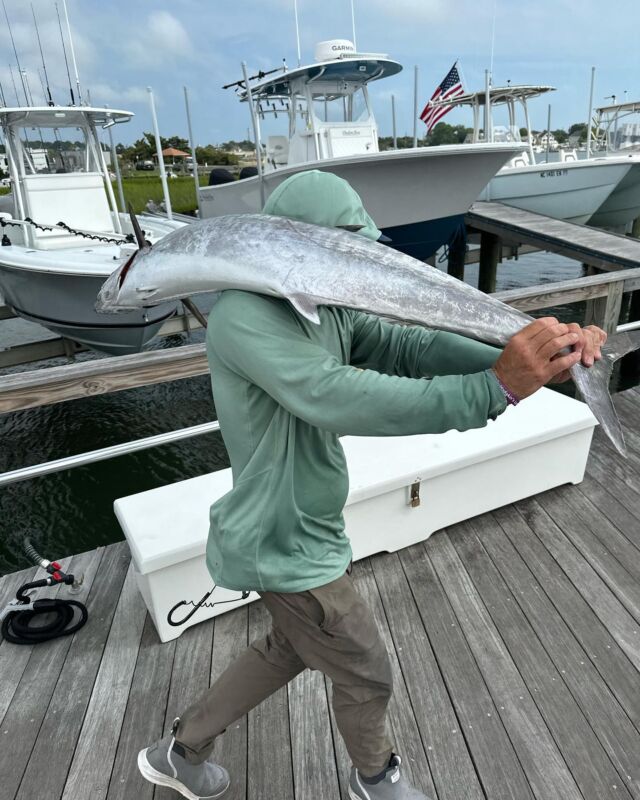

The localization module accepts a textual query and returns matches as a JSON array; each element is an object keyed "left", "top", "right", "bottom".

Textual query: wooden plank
[
  {"left": 426, "top": 531, "right": 583, "bottom": 800},
  {"left": 515, "top": 497, "right": 640, "bottom": 673},
  {"left": 209, "top": 606, "right": 249, "bottom": 800},
  {"left": 8, "top": 544, "right": 126, "bottom": 800},
  {"left": 0, "top": 551, "right": 100, "bottom": 800},
  {"left": 352, "top": 559, "right": 437, "bottom": 798},
  {"left": 467, "top": 202, "right": 640, "bottom": 271},
  {"left": 490, "top": 506, "right": 640, "bottom": 790},
  {"left": 288, "top": 656, "right": 340, "bottom": 800},
  {"left": 105, "top": 614, "right": 177, "bottom": 800},
  {"left": 535, "top": 487, "right": 640, "bottom": 624},
  {"left": 399, "top": 543, "right": 535, "bottom": 800},
  {"left": 0, "top": 343, "right": 209, "bottom": 414},
  {"left": 370, "top": 551, "right": 484, "bottom": 800},
  {"left": 248, "top": 600, "right": 293, "bottom": 800},
  {"left": 60, "top": 557, "right": 148, "bottom": 800},
  {"left": 454, "top": 515, "right": 638, "bottom": 799},
  {"left": 492, "top": 265, "right": 640, "bottom": 311},
  {"left": 154, "top": 608, "right": 215, "bottom": 800}
]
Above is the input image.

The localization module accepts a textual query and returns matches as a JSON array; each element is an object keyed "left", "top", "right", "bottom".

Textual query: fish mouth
[{"left": 95, "top": 251, "right": 139, "bottom": 313}]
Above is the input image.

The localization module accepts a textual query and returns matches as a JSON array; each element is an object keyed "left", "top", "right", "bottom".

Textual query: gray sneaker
[
  {"left": 137, "top": 718, "right": 230, "bottom": 800},
  {"left": 349, "top": 754, "right": 432, "bottom": 800}
]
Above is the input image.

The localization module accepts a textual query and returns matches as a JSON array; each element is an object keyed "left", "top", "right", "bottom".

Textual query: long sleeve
[
  {"left": 208, "top": 292, "right": 507, "bottom": 438},
  {"left": 349, "top": 310, "right": 503, "bottom": 378}
]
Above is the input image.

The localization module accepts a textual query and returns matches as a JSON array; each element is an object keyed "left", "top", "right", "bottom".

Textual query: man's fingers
[
  {"left": 545, "top": 350, "right": 582, "bottom": 379},
  {"left": 538, "top": 331, "right": 579, "bottom": 361},
  {"left": 518, "top": 317, "right": 560, "bottom": 342}
]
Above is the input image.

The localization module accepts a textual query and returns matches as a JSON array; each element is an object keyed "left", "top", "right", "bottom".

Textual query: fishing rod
[
  {"left": 32, "top": 3, "right": 55, "bottom": 106},
  {"left": 222, "top": 64, "right": 284, "bottom": 91},
  {"left": 2, "top": 0, "right": 29, "bottom": 104},
  {"left": 8, "top": 63, "right": 20, "bottom": 105},
  {"left": 0, "top": 539, "right": 88, "bottom": 645},
  {"left": 56, "top": 2, "right": 75, "bottom": 105}
]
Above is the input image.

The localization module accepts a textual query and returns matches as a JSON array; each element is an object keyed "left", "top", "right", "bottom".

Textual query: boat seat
[
  {"left": 21, "top": 172, "right": 115, "bottom": 241},
  {"left": 114, "top": 388, "right": 596, "bottom": 643}
]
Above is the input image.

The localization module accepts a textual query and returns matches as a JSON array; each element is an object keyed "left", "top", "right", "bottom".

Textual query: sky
[{"left": 0, "top": 0, "right": 638, "bottom": 147}]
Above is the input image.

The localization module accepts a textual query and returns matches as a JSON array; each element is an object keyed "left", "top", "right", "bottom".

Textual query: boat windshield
[
  {"left": 310, "top": 86, "right": 370, "bottom": 123},
  {"left": 11, "top": 126, "right": 105, "bottom": 175}
]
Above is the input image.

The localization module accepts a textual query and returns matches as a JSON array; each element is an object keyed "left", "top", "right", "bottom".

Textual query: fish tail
[{"left": 570, "top": 330, "right": 640, "bottom": 457}]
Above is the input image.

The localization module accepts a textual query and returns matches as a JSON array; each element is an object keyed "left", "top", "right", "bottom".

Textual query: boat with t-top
[
  {"left": 198, "top": 39, "right": 523, "bottom": 259},
  {"left": 0, "top": 105, "right": 186, "bottom": 355}
]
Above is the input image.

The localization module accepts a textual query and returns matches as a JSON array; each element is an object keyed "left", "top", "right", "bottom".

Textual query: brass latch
[{"left": 410, "top": 480, "right": 421, "bottom": 508}]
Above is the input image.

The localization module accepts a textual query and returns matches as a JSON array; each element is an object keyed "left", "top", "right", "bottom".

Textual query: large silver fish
[{"left": 96, "top": 213, "right": 640, "bottom": 455}]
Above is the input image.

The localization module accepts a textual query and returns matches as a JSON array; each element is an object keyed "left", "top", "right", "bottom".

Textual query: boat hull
[
  {"left": 587, "top": 159, "right": 640, "bottom": 229},
  {"left": 481, "top": 160, "right": 632, "bottom": 224},
  {"left": 0, "top": 263, "right": 176, "bottom": 355},
  {"left": 198, "top": 145, "right": 522, "bottom": 259}
]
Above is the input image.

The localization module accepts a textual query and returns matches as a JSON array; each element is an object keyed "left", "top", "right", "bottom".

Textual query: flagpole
[{"left": 413, "top": 65, "right": 419, "bottom": 148}]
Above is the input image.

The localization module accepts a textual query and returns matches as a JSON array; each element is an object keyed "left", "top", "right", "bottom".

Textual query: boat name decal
[
  {"left": 342, "top": 129, "right": 363, "bottom": 136},
  {"left": 540, "top": 169, "right": 569, "bottom": 178}
]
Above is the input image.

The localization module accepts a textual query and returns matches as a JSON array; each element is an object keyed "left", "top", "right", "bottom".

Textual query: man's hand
[{"left": 493, "top": 317, "right": 606, "bottom": 400}]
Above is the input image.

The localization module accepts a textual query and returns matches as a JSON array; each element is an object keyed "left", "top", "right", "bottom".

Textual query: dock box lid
[{"left": 115, "top": 388, "right": 595, "bottom": 575}]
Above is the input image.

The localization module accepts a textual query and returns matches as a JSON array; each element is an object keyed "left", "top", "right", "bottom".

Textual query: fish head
[{"left": 95, "top": 245, "right": 157, "bottom": 312}]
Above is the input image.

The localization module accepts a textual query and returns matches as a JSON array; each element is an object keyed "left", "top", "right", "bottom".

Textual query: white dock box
[{"left": 114, "top": 388, "right": 596, "bottom": 642}]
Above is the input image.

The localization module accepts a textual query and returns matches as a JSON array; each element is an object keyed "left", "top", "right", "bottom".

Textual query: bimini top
[
  {"left": 431, "top": 85, "right": 556, "bottom": 109},
  {"left": 0, "top": 106, "right": 133, "bottom": 128},
  {"left": 240, "top": 56, "right": 402, "bottom": 102}
]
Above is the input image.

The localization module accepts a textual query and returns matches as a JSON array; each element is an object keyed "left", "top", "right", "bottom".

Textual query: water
[{"left": 0, "top": 251, "right": 637, "bottom": 575}]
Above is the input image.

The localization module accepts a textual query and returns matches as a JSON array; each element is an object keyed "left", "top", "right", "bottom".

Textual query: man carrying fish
[{"left": 124, "top": 171, "right": 611, "bottom": 800}]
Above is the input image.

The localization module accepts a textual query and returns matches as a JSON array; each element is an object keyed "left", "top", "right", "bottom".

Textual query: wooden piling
[
  {"left": 632, "top": 216, "right": 640, "bottom": 239},
  {"left": 478, "top": 232, "right": 501, "bottom": 294},
  {"left": 447, "top": 237, "right": 466, "bottom": 281}
]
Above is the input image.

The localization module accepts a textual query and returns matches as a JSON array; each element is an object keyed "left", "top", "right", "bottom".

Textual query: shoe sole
[
  {"left": 348, "top": 786, "right": 368, "bottom": 800},
  {"left": 137, "top": 748, "right": 230, "bottom": 800}
]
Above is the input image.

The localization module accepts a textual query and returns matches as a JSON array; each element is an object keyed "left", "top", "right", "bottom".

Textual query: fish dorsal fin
[{"left": 288, "top": 294, "right": 321, "bottom": 324}]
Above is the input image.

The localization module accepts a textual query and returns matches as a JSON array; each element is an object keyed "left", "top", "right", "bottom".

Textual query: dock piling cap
[{"left": 314, "top": 39, "right": 355, "bottom": 62}]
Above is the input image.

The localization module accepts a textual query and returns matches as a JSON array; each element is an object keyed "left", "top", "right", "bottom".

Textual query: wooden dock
[{"left": 2, "top": 388, "right": 640, "bottom": 800}]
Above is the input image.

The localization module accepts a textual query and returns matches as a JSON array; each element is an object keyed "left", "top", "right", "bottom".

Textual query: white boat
[
  {"left": 587, "top": 100, "right": 640, "bottom": 230},
  {"left": 0, "top": 105, "right": 185, "bottom": 355},
  {"left": 198, "top": 40, "right": 523, "bottom": 259},
  {"left": 430, "top": 85, "right": 634, "bottom": 225}
]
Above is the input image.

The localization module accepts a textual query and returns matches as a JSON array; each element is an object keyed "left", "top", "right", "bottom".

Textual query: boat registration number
[{"left": 540, "top": 169, "right": 569, "bottom": 178}]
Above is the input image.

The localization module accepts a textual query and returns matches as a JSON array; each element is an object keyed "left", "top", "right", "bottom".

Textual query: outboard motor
[{"left": 208, "top": 168, "right": 235, "bottom": 187}]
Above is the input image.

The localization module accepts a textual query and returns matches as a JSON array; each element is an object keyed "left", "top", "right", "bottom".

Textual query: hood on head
[{"left": 262, "top": 170, "right": 383, "bottom": 241}]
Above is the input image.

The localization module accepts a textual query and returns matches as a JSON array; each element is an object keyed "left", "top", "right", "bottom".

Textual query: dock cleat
[{"left": 137, "top": 717, "right": 229, "bottom": 800}]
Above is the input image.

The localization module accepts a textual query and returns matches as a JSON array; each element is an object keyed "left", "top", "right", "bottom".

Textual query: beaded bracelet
[{"left": 492, "top": 370, "right": 520, "bottom": 407}]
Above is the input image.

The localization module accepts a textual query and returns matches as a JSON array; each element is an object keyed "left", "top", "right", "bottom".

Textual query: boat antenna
[
  {"left": 32, "top": 3, "right": 54, "bottom": 105},
  {"left": 22, "top": 69, "right": 35, "bottom": 106},
  {"left": 3, "top": 0, "right": 29, "bottom": 104},
  {"left": 350, "top": 0, "right": 357, "bottom": 51},
  {"left": 61, "top": 0, "right": 82, "bottom": 104},
  {"left": 293, "top": 0, "right": 301, "bottom": 66},
  {"left": 489, "top": 0, "right": 497, "bottom": 85},
  {"left": 55, "top": 2, "right": 75, "bottom": 104}
]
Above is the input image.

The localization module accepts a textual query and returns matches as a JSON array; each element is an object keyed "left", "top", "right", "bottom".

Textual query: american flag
[{"left": 420, "top": 63, "right": 465, "bottom": 133}]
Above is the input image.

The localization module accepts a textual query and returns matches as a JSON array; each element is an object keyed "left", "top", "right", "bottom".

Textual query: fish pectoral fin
[{"left": 288, "top": 294, "right": 321, "bottom": 324}]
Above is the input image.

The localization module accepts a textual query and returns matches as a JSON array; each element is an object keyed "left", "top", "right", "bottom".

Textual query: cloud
[{"left": 122, "top": 10, "right": 196, "bottom": 68}]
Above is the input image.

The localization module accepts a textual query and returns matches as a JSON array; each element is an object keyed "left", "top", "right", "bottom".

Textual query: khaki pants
[{"left": 173, "top": 564, "right": 395, "bottom": 776}]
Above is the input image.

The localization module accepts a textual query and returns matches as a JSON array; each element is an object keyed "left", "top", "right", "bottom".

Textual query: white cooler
[{"left": 114, "top": 388, "right": 596, "bottom": 642}]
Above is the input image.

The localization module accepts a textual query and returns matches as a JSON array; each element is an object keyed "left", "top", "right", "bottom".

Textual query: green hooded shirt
[{"left": 205, "top": 171, "right": 506, "bottom": 593}]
